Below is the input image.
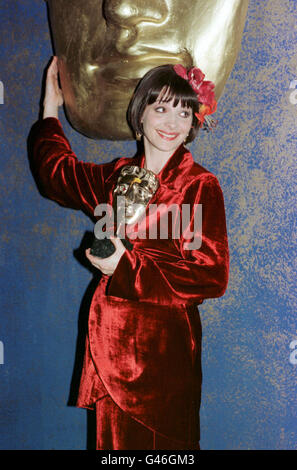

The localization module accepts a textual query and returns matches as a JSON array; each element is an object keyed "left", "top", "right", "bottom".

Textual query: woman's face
[{"left": 141, "top": 94, "right": 193, "bottom": 157}]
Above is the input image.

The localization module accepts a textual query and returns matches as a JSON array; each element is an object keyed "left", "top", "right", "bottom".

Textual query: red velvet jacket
[{"left": 31, "top": 117, "right": 229, "bottom": 446}]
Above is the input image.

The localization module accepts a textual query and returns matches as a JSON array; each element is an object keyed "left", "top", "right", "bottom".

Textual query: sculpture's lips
[{"left": 92, "top": 49, "right": 193, "bottom": 83}]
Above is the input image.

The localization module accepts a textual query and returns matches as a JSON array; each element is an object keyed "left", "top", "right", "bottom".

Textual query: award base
[{"left": 90, "top": 237, "right": 133, "bottom": 258}]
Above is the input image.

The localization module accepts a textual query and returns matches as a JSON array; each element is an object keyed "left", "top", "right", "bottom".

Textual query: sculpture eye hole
[
  {"left": 137, "top": 186, "right": 150, "bottom": 199},
  {"left": 137, "top": 188, "right": 144, "bottom": 197},
  {"left": 119, "top": 184, "right": 128, "bottom": 193}
]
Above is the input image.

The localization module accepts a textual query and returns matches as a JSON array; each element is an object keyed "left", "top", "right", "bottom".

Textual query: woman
[{"left": 31, "top": 57, "right": 229, "bottom": 450}]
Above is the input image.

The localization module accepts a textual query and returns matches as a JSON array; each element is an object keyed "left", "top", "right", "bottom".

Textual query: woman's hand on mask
[{"left": 43, "top": 56, "right": 64, "bottom": 119}]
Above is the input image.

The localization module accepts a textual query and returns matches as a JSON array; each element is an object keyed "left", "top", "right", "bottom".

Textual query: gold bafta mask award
[
  {"left": 90, "top": 166, "right": 159, "bottom": 257},
  {"left": 46, "top": 0, "right": 249, "bottom": 140}
]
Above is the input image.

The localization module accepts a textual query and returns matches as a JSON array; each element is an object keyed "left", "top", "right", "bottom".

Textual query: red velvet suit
[{"left": 31, "top": 117, "right": 229, "bottom": 450}]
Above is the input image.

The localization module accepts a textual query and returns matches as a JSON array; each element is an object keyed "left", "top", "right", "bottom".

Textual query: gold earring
[{"left": 136, "top": 132, "right": 142, "bottom": 141}]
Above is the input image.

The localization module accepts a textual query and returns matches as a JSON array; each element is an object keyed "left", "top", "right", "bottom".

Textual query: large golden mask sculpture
[{"left": 46, "top": 0, "right": 249, "bottom": 140}]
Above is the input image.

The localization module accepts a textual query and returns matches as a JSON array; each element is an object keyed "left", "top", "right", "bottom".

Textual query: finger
[
  {"left": 48, "top": 57, "right": 57, "bottom": 74},
  {"left": 85, "top": 248, "right": 97, "bottom": 263},
  {"left": 85, "top": 248, "right": 108, "bottom": 266},
  {"left": 110, "top": 237, "right": 126, "bottom": 256},
  {"left": 85, "top": 249, "right": 104, "bottom": 269},
  {"left": 85, "top": 249, "right": 114, "bottom": 275},
  {"left": 48, "top": 58, "right": 60, "bottom": 83},
  {"left": 110, "top": 236, "right": 124, "bottom": 248}
]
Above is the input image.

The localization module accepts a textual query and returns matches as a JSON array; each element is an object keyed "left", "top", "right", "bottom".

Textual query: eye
[
  {"left": 180, "top": 110, "right": 191, "bottom": 118},
  {"left": 154, "top": 106, "right": 166, "bottom": 113}
]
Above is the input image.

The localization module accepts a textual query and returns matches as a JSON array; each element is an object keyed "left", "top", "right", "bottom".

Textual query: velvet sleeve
[
  {"left": 108, "top": 175, "right": 229, "bottom": 305},
  {"left": 30, "top": 117, "right": 113, "bottom": 216}
]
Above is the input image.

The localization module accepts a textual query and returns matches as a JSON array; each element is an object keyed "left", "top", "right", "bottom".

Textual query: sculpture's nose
[
  {"left": 125, "top": 182, "right": 138, "bottom": 202},
  {"left": 103, "top": 0, "right": 169, "bottom": 26}
]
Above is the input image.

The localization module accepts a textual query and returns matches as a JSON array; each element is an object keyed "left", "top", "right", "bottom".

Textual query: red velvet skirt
[
  {"left": 95, "top": 395, "right": 200, "bottom": 450},
  {"left": 77, "top": 276, "right": 202, "bottom": 450}
]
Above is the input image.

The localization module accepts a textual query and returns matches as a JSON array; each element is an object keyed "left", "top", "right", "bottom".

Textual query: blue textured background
[{"left": 0, "top": 0, "right": 296, "bottom": 449}]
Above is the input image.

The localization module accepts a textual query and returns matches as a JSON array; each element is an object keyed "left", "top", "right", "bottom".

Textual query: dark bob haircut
[{"left": 127, "top": 64, "right": 201, "bottom": 144}]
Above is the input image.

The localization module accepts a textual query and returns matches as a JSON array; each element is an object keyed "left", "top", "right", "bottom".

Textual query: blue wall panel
[{"left": 0, "top": 0, "right": 296, "bottom": 450}]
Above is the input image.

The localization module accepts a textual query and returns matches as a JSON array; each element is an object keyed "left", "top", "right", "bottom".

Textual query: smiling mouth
[{"left": 157, "top": 130, "right": 179, "bottom": 141}]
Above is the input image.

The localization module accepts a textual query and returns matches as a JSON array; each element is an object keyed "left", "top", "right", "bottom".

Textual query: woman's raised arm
[{"left": 29, "top": 57, "right": 115, "bottom": 216}]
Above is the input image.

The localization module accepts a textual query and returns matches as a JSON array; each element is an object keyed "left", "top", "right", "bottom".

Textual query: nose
[
  {"left": 103, "top": 0, "right": 169, "bottom": 26},
  {"left": 165, "top": 111, "right": 179, "bottom": 130}
]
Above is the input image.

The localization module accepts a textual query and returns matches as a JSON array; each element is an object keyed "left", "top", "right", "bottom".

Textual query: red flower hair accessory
[{"left": 174, "top": 64, "right": 218, "bottom": 131}]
